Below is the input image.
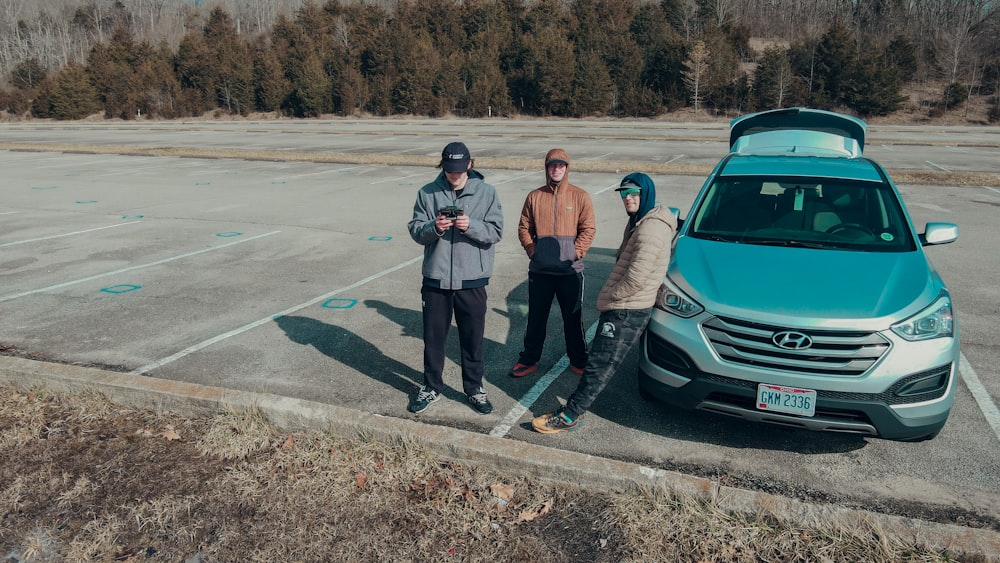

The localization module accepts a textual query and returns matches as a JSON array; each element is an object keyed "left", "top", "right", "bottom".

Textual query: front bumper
[{"left": 637, "top": 323, "right": 957, "bottom": 441}]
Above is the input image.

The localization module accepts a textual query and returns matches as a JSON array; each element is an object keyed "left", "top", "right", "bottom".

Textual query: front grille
[{"left": 703, "top": 316, "right": 890, "bottom": 376}]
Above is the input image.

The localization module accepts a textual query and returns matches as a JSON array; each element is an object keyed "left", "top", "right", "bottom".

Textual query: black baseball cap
[
  {"left": 441, "top": 142, "right": 471, "bottom": 172},
  {"left": 616, "top": 178, "right": 641, "bottom": 191}
]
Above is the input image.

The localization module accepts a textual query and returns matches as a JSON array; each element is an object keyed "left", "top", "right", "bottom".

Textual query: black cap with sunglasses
[{"left": 616, "top": 179, "right": 642, "bottom": 199}]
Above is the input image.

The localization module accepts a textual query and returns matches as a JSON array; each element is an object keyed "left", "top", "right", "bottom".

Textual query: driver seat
[{"left": 814, "top": 185, "right": 863, "bottom": 232}]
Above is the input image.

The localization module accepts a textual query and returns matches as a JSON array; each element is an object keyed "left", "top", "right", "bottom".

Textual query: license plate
[{"left": 756, "top": 383, "right": 817, "bottom": 417}]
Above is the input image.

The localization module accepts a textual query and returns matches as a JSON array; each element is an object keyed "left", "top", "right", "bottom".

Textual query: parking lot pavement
[{"left": 2, "top": 126, "right": 999, "bottom": 531}]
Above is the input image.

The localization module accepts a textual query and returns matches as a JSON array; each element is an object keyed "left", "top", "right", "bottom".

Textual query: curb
[{"left": 2, "top": 355, "right": 998, "bottom": 560}]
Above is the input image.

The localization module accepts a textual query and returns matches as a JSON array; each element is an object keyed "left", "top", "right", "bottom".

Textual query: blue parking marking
[
  {"left": 368, "top": 236, "right": 392, "bottom": 241},
  {"left": 321, "top": 298, "right": 357, "bottom": 309},
  {"left": 101, "top": 284, "right": 141, "bottom": 294},
  {"left": 75, "top": 200, "right": 98, "bottom": 204},
  {"left": 215, "top": 232, "right": 243, "bottom": 237},
  {"left": 122, "top": 215, "right": 144, "bottom": 219}
]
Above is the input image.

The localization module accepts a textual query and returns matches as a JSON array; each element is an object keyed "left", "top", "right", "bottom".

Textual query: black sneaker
[
  {"left": 532, "top": 407, "right": 578, "bottom": 434},
  {"left": 408, "top": 386, "right": 440, "bottom": 414},
  {"left": 467, "top": 389, "right": 493, "bottom": 415}
]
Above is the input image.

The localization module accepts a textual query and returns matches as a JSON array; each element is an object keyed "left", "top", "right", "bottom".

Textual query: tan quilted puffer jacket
[{"left": 596, "top": 205, "right": 676, "bottom": 312}]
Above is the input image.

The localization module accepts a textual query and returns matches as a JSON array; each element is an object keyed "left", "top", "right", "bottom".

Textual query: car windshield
[{"left": 688, "top": 176, "right": 915, "bottom": 252}]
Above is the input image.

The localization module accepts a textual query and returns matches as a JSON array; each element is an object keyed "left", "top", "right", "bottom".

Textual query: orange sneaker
[{"left": 509, "top": 363, "right": 538, "bottom": 378}]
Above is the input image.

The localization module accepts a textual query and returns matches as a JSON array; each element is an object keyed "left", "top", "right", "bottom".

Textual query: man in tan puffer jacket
[{"left": 533, "top": 172, "right": 676, "bottom": 434}]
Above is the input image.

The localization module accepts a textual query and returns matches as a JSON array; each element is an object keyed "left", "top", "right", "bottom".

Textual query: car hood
[{"left": 670, "top": 237, "right": 941, "bottom": 328}]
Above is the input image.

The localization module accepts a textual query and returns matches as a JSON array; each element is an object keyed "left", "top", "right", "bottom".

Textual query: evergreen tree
[
  {"left": 697, "top": 22, "right": 747, "bottom": 114},
  {"left": 390, "top": 28, "right": 440, "bottom": 115},
  {"left": 252, "top": 43, "right": 291, "bottom": 113},
  {"left": 843, "top": 52, "right": 907, "bottom": 116},
  {"left": 203, "top": 8, "right": 254, "bottom": 115},
  {"left": 811, "top": 19, "right": 856, "bottom": 109},
  {"left": 633, "top": 3, "right": 687, "bottom": 112},
  {"left": 175, "top": 31, "right": 216, "bottom": 114},
  {"left": 272, "top": 14, "right": 332, "bottom": 117},
  {"left": 571, "top": 50, "right": 613, "bottom": 116},
  {"left": 50, "top": 63, "right": 101, "bottom": 119},
  {"left": 86, "top": 26, "right": 160, "bottom": 119},
  {"left": 752, "top": 45, "right": 801, "bottom": 110},
  {"left": 885, "top": 35, "right": 919, "bottom": 83},
  {"left": 459, "top": 0, "right": 514, "bottom": 117}
]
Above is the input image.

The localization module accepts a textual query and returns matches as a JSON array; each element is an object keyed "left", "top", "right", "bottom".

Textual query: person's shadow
[{"left": 274, "top": 314, "right": 422, "bottom": 398}]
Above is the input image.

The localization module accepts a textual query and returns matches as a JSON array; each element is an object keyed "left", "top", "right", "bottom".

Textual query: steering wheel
[{"left": 826, "top": 223, "right": 874, "bottom": 237}]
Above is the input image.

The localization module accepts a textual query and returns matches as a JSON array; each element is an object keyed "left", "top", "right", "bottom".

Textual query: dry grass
[
  {"left": 1, "top": 139, "right": 997, "bottom": 188},
  {"left": 0, "top": 385, "right": 969, "bottom": 562}
]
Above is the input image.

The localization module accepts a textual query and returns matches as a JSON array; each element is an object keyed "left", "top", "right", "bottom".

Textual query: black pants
[
  {"left": 518, "top": 272, "right": 587, "bottom": 369},
  {"left": 421, "top": 285, "right": 487, "bottom": 396}
]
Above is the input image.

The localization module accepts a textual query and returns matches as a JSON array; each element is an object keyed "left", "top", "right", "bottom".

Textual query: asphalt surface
[{"left": 1, "top": 118, "right": 999, "bottom": 557}]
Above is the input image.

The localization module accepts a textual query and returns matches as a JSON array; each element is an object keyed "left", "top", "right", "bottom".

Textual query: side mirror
[
  {"left": 669, "top": 207, "right": 684, "bottom": 232},
  {"left": 919, "top": 222, "right": 959, "bottom": 246}
]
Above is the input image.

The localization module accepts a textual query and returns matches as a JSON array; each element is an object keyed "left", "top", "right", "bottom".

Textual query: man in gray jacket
[
  {"left": 407, "top": 142, "right": 504, "bottom": 415},
  {"left": 533, "top": 172, "right": 675, "bottom": 433}
]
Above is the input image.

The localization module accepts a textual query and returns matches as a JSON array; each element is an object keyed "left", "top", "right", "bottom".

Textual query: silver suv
[{"left": 638, "top": 108, "right": 959, "bottom": 442}]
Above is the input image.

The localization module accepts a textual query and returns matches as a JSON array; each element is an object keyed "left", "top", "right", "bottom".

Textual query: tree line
[{"left": 1, "top": 0, "right": 998, "bottom": 121}]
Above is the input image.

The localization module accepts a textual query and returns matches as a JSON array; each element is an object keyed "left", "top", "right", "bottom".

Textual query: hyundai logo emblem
[{"left": 772, "top": 331, "right": 813, "bottom": 350}]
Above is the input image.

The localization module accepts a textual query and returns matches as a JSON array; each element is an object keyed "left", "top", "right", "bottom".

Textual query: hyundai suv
[{"left": 638, "top": 108, "right": 959, "bottom": 442}]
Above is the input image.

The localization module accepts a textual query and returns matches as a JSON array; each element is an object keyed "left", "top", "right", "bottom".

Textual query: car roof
[
  {"left": 729, "top": 107, "right": 867, "bottom": 153},
  {"left": 719, "top": 154, "right": 885, "bottom": 183}
]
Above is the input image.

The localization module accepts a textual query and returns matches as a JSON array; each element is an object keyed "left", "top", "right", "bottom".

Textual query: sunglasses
[{"left": 619, "top": 187, "right": 641, "bottom": 199}]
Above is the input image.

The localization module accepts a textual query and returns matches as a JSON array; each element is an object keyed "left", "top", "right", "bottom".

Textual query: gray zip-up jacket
[{"left": 408, "top": 170, "right": 504, "bottom": 290}]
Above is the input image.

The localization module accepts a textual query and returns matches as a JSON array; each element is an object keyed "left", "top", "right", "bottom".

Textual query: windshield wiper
[{"left": 748, "top": 239, "right": 836, "bottom": 249}]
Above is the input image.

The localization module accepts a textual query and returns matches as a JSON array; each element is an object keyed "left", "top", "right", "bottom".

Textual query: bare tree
[{"left": 684, "top": 40, "right": 710, "bottom": 112}]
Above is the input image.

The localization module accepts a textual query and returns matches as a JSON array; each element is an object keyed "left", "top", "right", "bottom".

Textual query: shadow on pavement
[{"left": 274, "top": 314, "right": 423, "bottom": 399}]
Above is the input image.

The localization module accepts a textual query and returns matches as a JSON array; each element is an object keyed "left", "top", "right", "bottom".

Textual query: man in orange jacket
[{"left": 510, "top": 149, "right": 596, "bottom": 378}]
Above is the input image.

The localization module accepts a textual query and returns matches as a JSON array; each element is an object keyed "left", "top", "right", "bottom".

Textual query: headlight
[
  {"left": 655, "top": 278, "right": 704, "bottom": 318},
  {"left": 891, "top": 293, "right": 954, "bottom": 341}
]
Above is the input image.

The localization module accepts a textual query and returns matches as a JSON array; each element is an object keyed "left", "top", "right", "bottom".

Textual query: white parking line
[
  {"left": 131, "top": 255, "right": 423, "bottom": 375},
  {"left": 985, "top": 186, "right": 1000, "bottom": 194},
  {"left": 959, "top": 352, "right": 1000, "bottom": 444},
  {"left": 370, "top": 172, "right": 425, "bottom": 184},
  {"left": 664, "top": 154, "right": 686, "bottom": 164},
  {"left": 0, "top": 231, "right": 280, "bottom": 304},
  {"left": 493, "top": 171, "right": 537, "bottom": 186},
  {"left": 0, "top": 221, "right": 141, "bottom": 248},
  {"left": 926, "top": 160, "right": 951, "bottom": 172},
  {"left": 0, "top": 211, "right": 18, "bottom": 215},
  {"left": 276, "top": 166, "right": 364, "bottom": 181},
  {"left": 489, "top": 321, "right": 598, "bottom": 438}
]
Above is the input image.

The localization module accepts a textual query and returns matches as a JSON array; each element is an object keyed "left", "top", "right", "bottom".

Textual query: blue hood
[{"left": 670, "top": 237, "right": 941, "bottom": 328}]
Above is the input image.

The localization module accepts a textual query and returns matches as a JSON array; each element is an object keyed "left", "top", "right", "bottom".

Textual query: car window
[{"left": 689, "top": 176, "right": 915, "bottom": 251}]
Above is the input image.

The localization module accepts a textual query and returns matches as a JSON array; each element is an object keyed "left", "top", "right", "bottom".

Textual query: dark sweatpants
[
  {"left": 421, "top": 285, "right": 487, "bottom": 397},
  {"left": 563, "top": 308, "right": 651, "bottom": 420},
  {"left": 518, "top": 271, "right": 588, "bottom": 369}
]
